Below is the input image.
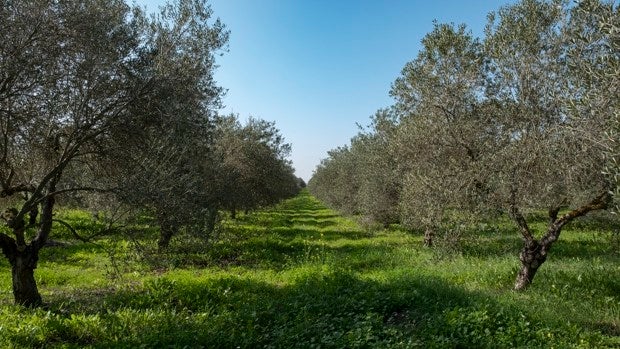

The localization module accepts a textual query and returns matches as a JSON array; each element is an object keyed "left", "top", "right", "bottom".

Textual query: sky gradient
[{"left": 137, "top": 0, "right": 514, "bottom": 181}]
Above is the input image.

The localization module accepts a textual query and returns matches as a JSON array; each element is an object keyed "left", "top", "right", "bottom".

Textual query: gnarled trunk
[
  {"left": 11, "top": 246, "right": 42, "bottom": 307},
  {"left": 514, "top": 240, "right": 548, "bottom": 290}
]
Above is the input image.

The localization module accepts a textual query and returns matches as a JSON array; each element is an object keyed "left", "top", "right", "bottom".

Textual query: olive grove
[
  {"left": 309, "top": 0, "right": 619, "bottom": 290},
  {"left": 0, "top": 0, "right": 300, "bottom": 306}
]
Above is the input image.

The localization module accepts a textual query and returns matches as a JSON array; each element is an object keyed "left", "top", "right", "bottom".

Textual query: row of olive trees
[
  {"left": 0, "top": 0, "right": 301, "bottom": 306},
  {"left": 309, "top": 0, "right": 618, "bottom": 290},
  {"left": 212, "top": 115, "right": 300, "bottom": 220}
]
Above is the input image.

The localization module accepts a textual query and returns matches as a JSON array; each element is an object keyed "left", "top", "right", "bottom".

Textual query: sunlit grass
[{"left": 0, "top": 190, "right": 618, "bottom": 347}]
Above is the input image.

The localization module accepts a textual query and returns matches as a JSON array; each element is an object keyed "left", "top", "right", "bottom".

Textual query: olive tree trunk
[
  {"left": 10, "top": 246, "right": 42, "bottom": 307},
  {"left": 1, "top": 193, "right": 56, "bottom": 306},
  {"left": 514, "top": 240, "right": 548, "bottom": 290},
  {"left": 512, "top": 192, "right": 609, "bottom": 291},
  {"left": 157, "top": 223, "right": 178, "bottom": 250},
  {"left": 0, "top": 223, "right": 44, "bottom": 307}
]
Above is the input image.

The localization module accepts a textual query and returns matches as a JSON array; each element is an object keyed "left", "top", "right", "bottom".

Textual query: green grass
[{"left": 0, "top": 190, "right": 618, "bottom": 348}]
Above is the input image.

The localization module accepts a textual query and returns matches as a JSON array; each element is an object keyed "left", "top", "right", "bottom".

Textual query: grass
[{"left": 0, "top": 190, "right": 618, "bottom": 348}]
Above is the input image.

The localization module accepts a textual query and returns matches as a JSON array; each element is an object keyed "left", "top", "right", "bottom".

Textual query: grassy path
[{"left": 0, "top": 190, "right": 618, "bottom": 347}]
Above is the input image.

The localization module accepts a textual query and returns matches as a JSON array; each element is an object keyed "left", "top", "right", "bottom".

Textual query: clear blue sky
[{"left": 135, "top": 0, "right": 514, "bottom": 181}]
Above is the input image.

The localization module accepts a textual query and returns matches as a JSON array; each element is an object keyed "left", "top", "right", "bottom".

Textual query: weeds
[{"left": 0, "top": 191, "right": 618, "bottom": 348}]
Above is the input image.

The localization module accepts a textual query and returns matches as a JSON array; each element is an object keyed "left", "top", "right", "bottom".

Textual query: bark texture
[{"left": 10, "top": 246, "right": 42, "bottom": 307}]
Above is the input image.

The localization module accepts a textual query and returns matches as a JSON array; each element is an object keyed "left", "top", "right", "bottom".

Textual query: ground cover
[{"left": 0, "top": 191, "right": 618, "bottom": 348}]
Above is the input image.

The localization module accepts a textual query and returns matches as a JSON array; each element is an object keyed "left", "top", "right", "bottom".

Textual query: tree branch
[
  {"left": 541, "top": 191, "right": 610, "bottom": 246},
  {"left": 52, "top": 219, "right": 89, "bottom": 243},
  {"left": 508, "top": 185, "right": 534, "bottom": 243},
  {"left": 0, "top": 182, "right": 36, "bottom": 198},
  {"left": 29, "top": 187, "right": 114, "bottom": 208},
  {"left": 0, "top": 231, "right": 16, "bottom": 260},
  {"left": 554, "top": 192, "right": 609, "bottom": 228},
  {"left": 547, "top": 197, "right": 569, "bottom": 225}
]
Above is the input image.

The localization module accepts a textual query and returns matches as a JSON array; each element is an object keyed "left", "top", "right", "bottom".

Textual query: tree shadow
[
  {"left": 276, "top": 211, "right": 338, "bottom": 220},
  {"left": 290, "top": 217, "right": 339, "bottom": 229},
  {"left": 186, "top": 232, "right": 395, "bottom": 271},
  {"left": 270, "top": 226, "right": 370, "bottom": 240},
  {"left": 550, "top": 239, "right": 617, "bottom": 259},
  {"left": 36, "top": 270, "right": 503, "bottom": 348},
  {"left": 38, "top": 242, "right": 108, "bottom": 264}
]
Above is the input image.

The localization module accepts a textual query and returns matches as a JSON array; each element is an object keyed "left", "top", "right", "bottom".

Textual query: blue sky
[{"left": 136, "top": 0, "right": 514, "bottom": 181}]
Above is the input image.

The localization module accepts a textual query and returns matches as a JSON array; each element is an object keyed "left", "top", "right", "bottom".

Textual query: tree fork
[{"left": 513, "top": 192, "right": 610, "bottom": 290}]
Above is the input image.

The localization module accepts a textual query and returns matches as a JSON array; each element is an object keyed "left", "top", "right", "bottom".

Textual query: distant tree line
[
  {"left": 0, "top": 0, "right": 302, "bottom": 306},
  {"left": 309, "top": 0, "right": 619, "bottom": 290}
]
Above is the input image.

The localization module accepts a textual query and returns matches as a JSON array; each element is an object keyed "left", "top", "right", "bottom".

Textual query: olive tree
[
  {"left": 308, "top": 146, "right": 361, "bottom": 215},
  {"left": 312, "top": 0, "right": 617, "bottom": 291},
  {"left": 392, "top": 0, "right": 616, "bottom": 289},
  {"left": 0, "top": 0, "right": 156, "bottom": 306},
  {"left": 106, "top": 0, "right": 228, "bottom": 249},
  {"left": 563, "top": 0, "right": 619, "bottom": 213},
  {"left": 0, "top": 0, "right": 228, "bottom": 305},
  {"left": 351, "top": 109, "right": 402, "bottom": 227},
  {"left": 391, "top": 22, "right": 489, "bottom": 244},
  {"left": 308, "top": 109, "right": 401, "bottom": 227},
  {"left": 482, "top": 0, "right": 614, "bottom": 290}
]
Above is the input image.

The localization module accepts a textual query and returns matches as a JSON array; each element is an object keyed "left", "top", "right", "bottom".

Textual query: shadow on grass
[
  {"left": 269, "top": 226, "right": 371, "bottom": 240},
  {"left": 27, "top": 267, "right": 608, "bottom": 348},
  {"left": 290, "top": 217, "right": 338, "bottom": 229},
  {"left": 6, "top": 264, "right": 617, "bottom": 348},
  {"left": 458, "top": 232, "right": 618, "bottom": 261},
  {"left": 274, "top": 211, "right": 338, "bottom": 219},
  {"left": 157, "top": 231, "right": 395, "bottom": 272},
  {"left": 31, "top": 270, "right": 512, "bottom": 348},
  {"left": 550, "top": 239, "right": 618, "bottom": 259},
  {"left": 39, "top": 242, "right": 108, "bottom": 264}
]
